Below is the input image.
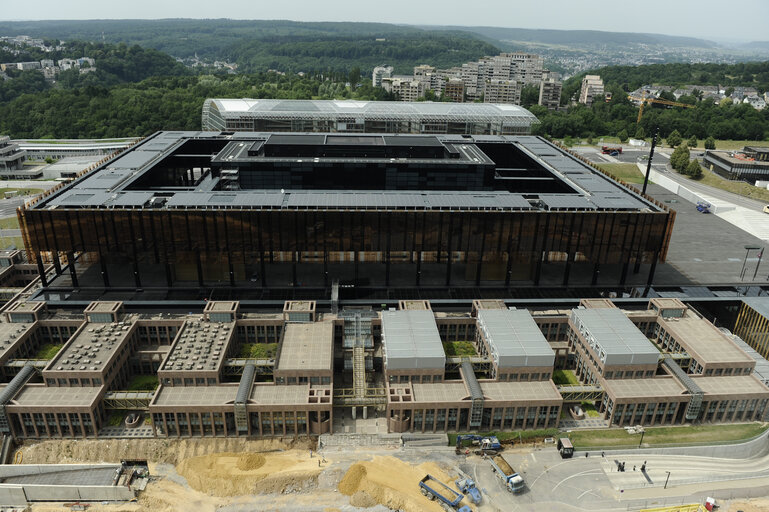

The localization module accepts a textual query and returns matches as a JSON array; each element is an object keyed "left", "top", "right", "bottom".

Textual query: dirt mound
[
  {"left": 236, "top": 453, "right": 266, "bottom": 471},
  {"left": 350, "top": 490, "right": 377, "bottom": 507},
  {"left": 177, "top": 449, "right": 323, "bottom": 497},
  {"left": 339, "top": 463, "right": 367, "bottom": 494},
  {"left": 337, "top": 456, "right": 473, "bottom": 512},
  {"left": 16, "top": 437, "right": 313, "bottom": 465}
]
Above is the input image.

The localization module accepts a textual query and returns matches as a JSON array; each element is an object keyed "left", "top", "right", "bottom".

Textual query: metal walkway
[
  {"left": 661, "top": 354, "right": 703, "bottom": 420},
  {"left": 461, "top": 360, "right": 484, "bottom": 428},
  {"left": 558, "top": 384, "right": 604, "bottom": 402},
  {"left": 103, "top": 391, "right": 155, "bottom": 410}
]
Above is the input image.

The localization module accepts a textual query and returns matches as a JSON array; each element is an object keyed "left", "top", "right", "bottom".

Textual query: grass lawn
[
  {"left": 596, "top": 163, "right": 647, "bottom": 185},
  {"left": 442, "top": 341, "right": 477, "bottom": 357},
  {"left": 568, "top": 422, "right": 769, "bottom": 449},
  {"left": 125, "top": 375, "right": 159, "bottom": 391},
  {"left": 33, "top": 343, "right": 63, "bottom": 360},
  {"left": 581, "top": 401, "right": 601, "bottom": 418},
  {"left": 0, "top": 188, "right": 43, "bottom": 197},
  {"left": 240, "top": 342, "right": 278, "bottom": 359},
  {"left": 0, "top": 237, "right": 24, "bottom": 250},
  {"left": 691, "top": 166, "right": 769, "bottom": 203},
  {"left": 107, "top": 412, "right": 124, "bottom": 427},
  {"left": 562, "top": 138, "right": 767, "bottom": 151},
  {"left": 552, "top": 369, "right": 580, "bottom": 386},
  {"left": 0, "top": 217, "right": 19, "bottom": 229}
]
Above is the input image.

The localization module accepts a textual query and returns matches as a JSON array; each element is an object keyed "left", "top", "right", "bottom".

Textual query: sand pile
[
  {"left": 337, "top": 456, "right": 474, "bottom": 512},
  {"left": 177, "top": 449, "right": 324, "bottom": 497},
  {"left": 728, "top": 498, "right": 769, "bottom": 512},
  {"left": 236, "top": 453, "right": 266, "bottom": 471},
  {"left": 350, "top": 490, "right": 377, "bottom": 507}
]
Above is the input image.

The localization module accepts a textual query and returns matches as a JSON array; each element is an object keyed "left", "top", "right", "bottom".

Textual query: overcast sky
[{"left": 3, "top": 0, "right": 768, "bottom": 43}]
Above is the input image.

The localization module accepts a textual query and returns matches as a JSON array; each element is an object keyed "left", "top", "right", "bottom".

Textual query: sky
[{"left": 2, "top": 0, "right": 768, "bottom": 43}]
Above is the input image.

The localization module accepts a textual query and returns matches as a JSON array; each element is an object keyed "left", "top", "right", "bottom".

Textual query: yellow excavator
[{"left": 628, "top": 94, "right": 695, "bottom": 123}]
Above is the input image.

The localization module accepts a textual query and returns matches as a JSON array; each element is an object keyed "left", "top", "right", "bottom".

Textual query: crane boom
[{"left": 628, "top": 95, "right": 695, "bottom": 123}]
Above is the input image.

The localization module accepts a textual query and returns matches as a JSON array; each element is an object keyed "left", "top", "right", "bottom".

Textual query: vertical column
[
  {"left": 36, "top": 254, "right": 48, "bottom": 287},
  {"left": 66, "top": 251, "right": 78, "bottom": 287},
  {"left": 90, "top": 412, "right": 98, "bottom": 438}
]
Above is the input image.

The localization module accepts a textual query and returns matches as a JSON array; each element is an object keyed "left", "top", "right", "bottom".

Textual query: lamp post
[
  {"left": 664, "top": 471, "right": 671, "bottom": 489},
  {"left": 638, "top": 427, "right": 645, "bottom": 448},
  {"left": 741, "top": 245, "right": 761, "bottom": 281}
]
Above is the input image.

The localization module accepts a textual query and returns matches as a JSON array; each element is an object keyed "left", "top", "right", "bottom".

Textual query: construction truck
[
  {"left": 488, "top": 455, "right": 525, "bottom": 494},
  {"left": 418, "top": 474, "right": 472, "bottom": 512},
  {"left": 557, "top": 437, "right": 574, "bottom": 458},
  {"left": 602, "top": 145, "right": 622, "bottom": 155},
  {"left": 455, "top": 434, "right": 502, "bottom": 456},
  {"left": 454, "top": 476, "right": 482, "bottom": 504}
]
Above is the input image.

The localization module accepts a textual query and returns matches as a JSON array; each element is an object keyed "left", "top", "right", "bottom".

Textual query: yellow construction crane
[{"left": 628, "top": 95, "right": 696, "bottom": 123}]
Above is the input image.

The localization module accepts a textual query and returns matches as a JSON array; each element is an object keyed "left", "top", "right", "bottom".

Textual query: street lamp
[
  {"left": 664, "top": 471, "right": 671, "bottom": 489},
  {"left": 638, "top": 427, "right": 645, "bottom": 448}
]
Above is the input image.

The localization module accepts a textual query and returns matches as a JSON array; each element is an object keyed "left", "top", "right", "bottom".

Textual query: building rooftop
[
  {"left": 0, "top": 321, "right": 37, "bottom": 362},
  {"left": 5, "top": 384, "right": 101, "bottom": 409},
  {"left": 382, "top": 310, "right": 445, "bottom": 371},
  {"left": 743, "top": 298, "right": 769, "bottom": 321},
  {"left": 477, "top": 309, "right": 554, "bottom": 368},
  {"left": 659, "top": 312, "right": 754, "bottom": 365},
  {"left": 410, "top": 379, "right": 562, "bottom": 403},
  {"left": 603, "top": 377, "right": 686, "bottom": 399},
  {"left": 276, "top": 322, "right": 334, "bottom": 373},
  {"left": 152, "top": 384, "right": 237, "bottom": 407},
  {"left": 692, "top": 375, "right": 769, "bottom": 396},
  {"left": 203, "top": 98, "right": 539, "bottom": 124},
  {"left": 571, "top": 308, "right": 660, "bottom": 366},
  {"left": 160, "top": 318, "right": 235, "bottom": 374},
  {"left": 31, "top": 132, "right": 661, "bottom": 214},
  {"left": 47, "top": 318, "right": 136, "bottom": 374},
  {"left": 728, "top": 333, "right": 769, "bottom": 385}
]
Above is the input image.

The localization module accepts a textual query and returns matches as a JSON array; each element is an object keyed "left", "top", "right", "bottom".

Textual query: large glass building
[
  {"left": 201, "top": 99, "right": 539, "bottom": 135},
  {"left": 19, "top": 131, "right": 674, "bottom": 293}
]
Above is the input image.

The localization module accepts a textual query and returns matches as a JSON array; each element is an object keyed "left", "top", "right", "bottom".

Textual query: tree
[
  {"left": 688, "top": 135, "right": 698, "bottom": 148},
  {"left": 686, "top": 159, "right": 703, "bottom": 178},
  {"left": 634, "top": 126, "right": 645, "bottom": 140},
  {"left": 725, "top": 86, "right": 734, "bottom": 98},
  {"left": 618, "top": 129, "right": 629, "bottom": 143},
  {"left": 704, "top": 136, "right": 716, "bottom": 150},
  {"left": 348, "top": 67, "right": 361, "bottom": 87},
  {"left": 670, "top": 144, "right": 690, "bottom": 173},
  {"left": 520, "top": 84, "right": 540, "bottom": 109},
  {"left": 666, "top": 129, "right": 682, "bottom": 148}
]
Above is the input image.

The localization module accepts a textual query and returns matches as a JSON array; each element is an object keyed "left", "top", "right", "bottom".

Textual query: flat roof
[
  {"left": 0, "top": 321, "right": 36, "bottom": 362},
  {"left": 6, "top": 384, "right": 101, "bottom": 409},
  {"left": 728, "top": 333, "right": 769, "bottom": 384},
  {"left": 603, "top": 377, "right": 686, "bottom": 399},
  {"left": 477, "top": 309, "right": 554, "bottom": 368},
  {"left": 47, "top": 319, "right": 135, "bottom": 373},
  {"left": 381, "top": 310, "right": 445, "bottom": 371},
  {"left": 276, "top": 322, "right": 333, "bottom": 373},
  {"left": 160, "top": 318, "right": 235, "bottom": 373},
  {"left": 410, "top": 379, "right": 562, "bottom": 403},
  {"left": 571, "top": 308, "right": 660, "bottom": 366},
  {"left": 692, "top": 375, "right": 769, "bottom": 396},
  {"left": 659, "top": 312, "right": 754, "bottom": 365},
  {"left": 152, "top": 384, "right": 237, "bottom": 407},
  {"left": 743, "top": 298, "right": 769, "bottom": 321},
  {"left": 250, "top": 384, "right": 319, "bottom": 405},
  {"left": 32, "top": 132, "right": 661, "bottom": 214}
]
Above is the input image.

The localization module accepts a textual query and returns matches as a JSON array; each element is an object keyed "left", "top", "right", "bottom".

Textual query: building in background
[
  {"left": 579, "top": 75, "right": 604, "bottom": 106},
  {"left": 382, "top": 77, "right": 427, "bottom": 102},
  {"left": 484, "top": 79, "right": 523, "bottom": 105},
  {"left": 371, "top": 65, "right": 393, "bottom": 87},
  {"left": 201, "top": 99, "right": 539, "bottom": 135},
  {"left": 0, "top": 136, "right": 27, "bottom": 177},
  {"left": 443, "top": 78, "right": 465, "bottom": 103},
  {"left": 538, "top": 72, "right": 562, "bottom": 110}
]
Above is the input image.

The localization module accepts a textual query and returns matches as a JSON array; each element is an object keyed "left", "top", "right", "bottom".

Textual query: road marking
[
  {"left": 552, "top": 469, "right": 603, "bottom": 492},
  {"left": 528, "top": 459, "right": 576, "bottom": 488},
  {"left": 531, "top": 454, "right": 536, "bottom": 462}
]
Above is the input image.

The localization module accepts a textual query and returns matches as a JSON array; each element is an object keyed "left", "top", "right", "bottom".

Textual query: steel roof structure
[
  {"left": 203, "top": 98, "right": 539, "bottom": 129},
  {"left": 381, "top": 310, "right": 445, "bottom": 370},
  {"left": 571, "top": 307, "right": 660, "bottom": 366},
  {"left": 477, "top": 309, "right": 555, "bottom": 368}
]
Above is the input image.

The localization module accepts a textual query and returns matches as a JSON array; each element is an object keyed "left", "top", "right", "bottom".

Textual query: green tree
[
  {"left": 634, "top": 126, "right": 645, "bottom": 140},
  {"left": 704, "top": 136, "right": 716, "bottom": 150},
  {"left": 686, "top": 159, "right": 703, "bottom": 178},
  {"left": 688, "top": 135, "right": 698, "bottom": 148},
  {"left": 666, "top": 129, "right": 682, "bottom": 148},
  {"left": 348, "top": 67, "right": 361, "bottom": 87},
  {"left": 670, "top": 144, "right": 690, "bottom": 173},
  {"left": 617, "top": 129, "right": 629, "bottom": 143},
  {"left": 520, "top": 84, "right": 540, "bottom": 109},
  {"left": 725, "top": 86, "right": 734, "bottom": 98}
]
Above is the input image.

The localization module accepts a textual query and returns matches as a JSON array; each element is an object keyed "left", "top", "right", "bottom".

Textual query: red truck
[{"left": 601, "top": 146, "right": 623, "bottom": 155}]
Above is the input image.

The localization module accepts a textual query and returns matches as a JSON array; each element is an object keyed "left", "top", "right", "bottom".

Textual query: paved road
[{"left": 0, "top": 197, "right": 28, "bottom": 218}]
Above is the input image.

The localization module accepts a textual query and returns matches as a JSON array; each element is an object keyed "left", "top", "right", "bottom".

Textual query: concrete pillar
[
  {"left": 362, "top": 406, "right": 367, "bottom": 420},
  {"left": 352, "top": 407, "right": 357, "bottom": 420}
]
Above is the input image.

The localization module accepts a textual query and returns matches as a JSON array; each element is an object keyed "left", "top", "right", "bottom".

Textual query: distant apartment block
[
  {"left": 579, "top": 75, "right": 604, "bottom": 106},
  {"left": 443, "top": 78, "right": 465, "bottom": 103},
  {"left": 372, "top": 65, "right": 393, "bottom": 87},
  {"left": 539, "top": 73, "right": 562, "bottom": 110},
  {"left": 377, "top": 77, "right": 427, "bottom": 102},
  {"left": 484, "top": 79, "right": 523, "bottom": 105}
]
